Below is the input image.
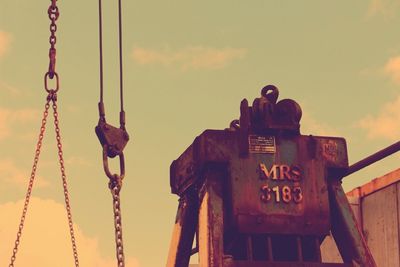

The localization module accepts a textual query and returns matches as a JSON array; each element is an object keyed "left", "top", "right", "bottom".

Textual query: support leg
[
  {"left": 167, "top": 189, "right": 199, "bottom": 267},
  {"left": 328, "top": 178, "right": 376, "bottom": 267},
  {"left": 199, "top": 166, "right": 225, "bottom": 267}
]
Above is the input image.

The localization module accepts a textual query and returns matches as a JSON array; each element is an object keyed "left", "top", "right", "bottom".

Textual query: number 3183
[{"left": 260, "top": 185, "right": 303, "bottom": 203}]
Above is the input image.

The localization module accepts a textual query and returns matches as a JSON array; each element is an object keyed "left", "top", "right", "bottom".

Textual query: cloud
[
  {"left": 367, "top": 0, "right": 400, "bottom": 18},
  {"left": 301, "top": 110, "right": 339, "bottom": 136},
  {"left": 0, "top": 31, "right": 11, "bottom": 58},
  {"left": 0, "top": 159, "right": 49, "bottom": 189},
  {"left": 0, "top": 81, "right": 22, "bottom": 97},
  {"left": 384, "top": 55, "right": 400, "bottom": 84},
  {"left": 132, "top": 46, "right": 246, "bottom": 70},
  {"left": 358, "top": 95, "right": 400, "bottom": 140},
  {"left": 0, "top": 197, "right": 140, "bottom": 267},
  {"left": 0, "top": 107, "right": 40, "bottom": 141},
  {"left": 65, "top": 156, "right": 92, "bottom": 167}
]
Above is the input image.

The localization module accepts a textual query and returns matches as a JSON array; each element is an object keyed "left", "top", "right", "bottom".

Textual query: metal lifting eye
[
  {"left": 102, "top": 144, "right": 126, "bottom": 181},
  {"left": 229, "top": 119, "right": 240, "bottom": 130},
  {"left": 261, "top": 85, "right": 279, "bottom": 104}
]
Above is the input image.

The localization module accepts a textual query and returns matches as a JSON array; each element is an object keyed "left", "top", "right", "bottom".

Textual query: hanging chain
[
  {"left": 43, "top": 6, "right": 80, "bottom": 265},
  {"left": 48, "top": 0, "right": 59, "bottom": 79},
  {"left": 111, "top": 183, "right": 125, "bottom": 267},
  {"left": 9, "top": 1, "right": 80, "bottom": 266},
  {"left": 45, "top": 0, "right": 60, "bottom": 93},
  {"left": 8, "top": 99, "right": 51, "bottom": 267},
  {"left": 52, "top": 95, "right": 80, "bottom": 267},
  {"left": 8, "top": 93, "right": 80, "bottom": 267}
]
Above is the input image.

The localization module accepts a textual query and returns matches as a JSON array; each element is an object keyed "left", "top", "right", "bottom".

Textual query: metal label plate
[{"left": 248, "top": 135, "right": 276, "bottom": 154}]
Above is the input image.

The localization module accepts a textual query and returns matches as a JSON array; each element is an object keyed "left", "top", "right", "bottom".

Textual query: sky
[{"left": 0, "top": 0, "right": 400, "bottom": 266}]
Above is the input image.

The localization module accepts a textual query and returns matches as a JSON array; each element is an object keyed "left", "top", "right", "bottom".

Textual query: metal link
[
  {"left": 45, "top": 71, "right": 59, "bottom": 93},
  {"left": 47, "top": 0, "right": 59, "bottom": 79},
  {"left": 51, "top": 94, "right": 80, "bottom": 267},
  {"left": 8, "top": 98, "right": 51, "bottom": 267},
  {"left": 110, "top": 183, "right": 125, "bottom": 267},
  {"left": 102, "top": 146, "right": 126, "bottom": 180}
]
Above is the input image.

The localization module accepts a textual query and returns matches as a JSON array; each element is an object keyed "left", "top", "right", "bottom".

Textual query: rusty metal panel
[
  {"left": 170, "top": 130, "right": 234, "bottom": 196},
  {"left": 170, "top": 130, "right": 349, "bottom": 236},
  {"left": 229, "top": 135, "right": 347, "bottom": 235},
  {"left": 362, "top": 184, "right": 399, "bottom": 267}
]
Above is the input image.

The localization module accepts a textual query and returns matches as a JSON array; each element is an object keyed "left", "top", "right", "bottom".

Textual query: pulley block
[{"left": 95, "top": 120, "right": 129, "bottom": 158}]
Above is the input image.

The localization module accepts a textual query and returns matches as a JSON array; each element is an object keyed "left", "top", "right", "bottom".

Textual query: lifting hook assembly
[{"left": 96, "top": 0, "right": 129, "bottom": 266}]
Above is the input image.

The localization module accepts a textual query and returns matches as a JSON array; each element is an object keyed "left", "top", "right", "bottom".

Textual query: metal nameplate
[{"left": 248, "top": 135, "right": 276, "bottom": 153}]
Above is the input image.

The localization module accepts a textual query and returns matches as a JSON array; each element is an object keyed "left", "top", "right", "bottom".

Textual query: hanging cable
[
  {"left": 118, "top": 0, "right": 124, "bottom": 115},
  {"left": 96, "top": 0, "right": 130, "bottom": 266},
  {"left": 98, "top": 0, "right": 104, "bottom": 105},
  {"left": 8, "top": 1, "right": 80, "bottom": 266}
]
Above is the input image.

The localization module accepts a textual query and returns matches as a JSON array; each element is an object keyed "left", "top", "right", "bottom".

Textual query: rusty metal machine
[{"left": 166, "top": 85, "right": 377, "bottom": 267}]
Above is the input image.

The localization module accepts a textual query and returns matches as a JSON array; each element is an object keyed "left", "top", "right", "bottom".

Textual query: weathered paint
[
  {"left": 229, "top": 135, "right": 347, "bottom": 235},
  {"left": 171, "top": 130, "right": 349, "bottom": 236},
  {"left": 328, "top": 179, "right": 376, "bottom": 266}
]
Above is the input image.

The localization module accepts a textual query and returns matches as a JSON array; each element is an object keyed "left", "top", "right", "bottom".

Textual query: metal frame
[{"left": 166, "top": 87, "right": 389, "bottom": 267}]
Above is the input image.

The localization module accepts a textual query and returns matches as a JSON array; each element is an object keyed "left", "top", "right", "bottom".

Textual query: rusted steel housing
[{"left": 167, "top": 86, "right": 376, "bottom": 267}]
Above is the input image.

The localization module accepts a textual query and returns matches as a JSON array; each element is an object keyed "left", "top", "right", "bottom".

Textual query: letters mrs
[{"left": 259, "top": 163, "right": 302, "bottom": 181}]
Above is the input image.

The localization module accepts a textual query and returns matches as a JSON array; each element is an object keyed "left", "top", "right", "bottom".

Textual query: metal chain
[
  {"left": 8, "top": 93, "right": 80, "bottom": 267},
  {"left": 9, "top": 1, "right": 79, "bottom": 266},
  {"left": 8, "top": 99, "right": 51, "bottom": 267},
  {"left": 47, "top": 0, "right": 59, "bottom": 79},
  {"left": 110, "top": 183, "right": 125, "bottom": 267},
  {"left": 51, "top": 94, "right": 80, "bottom": 267}
]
